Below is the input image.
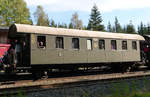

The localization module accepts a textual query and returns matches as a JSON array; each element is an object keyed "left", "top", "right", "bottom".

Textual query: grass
[
  {"left": 81, "top": 78, "right": 150, "bottom": 97},
  {"left": 2, "top": 90, "right": 25, "bottom": 97},
  {"left": 131, "top": 93, "right": 150, "bottom": 97}
]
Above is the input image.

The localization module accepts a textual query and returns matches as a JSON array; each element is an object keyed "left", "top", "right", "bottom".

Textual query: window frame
[
  {"left": 111, "top": 40, "right": 117, "bottom": 50},
  {"left": 72, "top": 38, "right": 80, "bottom": 50},
  {"left": 132, "top": 41, "right": 137, "bottom": 50},
  {"left": 37, "top": 36, "right": 46, "bottom": 49},
  {"left": 56, "top": 37, "right": 64, "bottom": 49},
  {"left": 87, "top": 39, "right": 93, "bottom": 50},
  {"left": 99, "top": 39, "right": 105, "bottom": 50},
  {"left": 122, "top": 41, "right": 127, "bottom": 50}
]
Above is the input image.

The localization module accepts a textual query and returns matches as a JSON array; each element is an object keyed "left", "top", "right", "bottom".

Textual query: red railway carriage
[
  {"left": 0, "top": 44, "right": 10, "bottom": 59},
  {"left": 0, "top": 44, "right": 11, "bottom": 70}
]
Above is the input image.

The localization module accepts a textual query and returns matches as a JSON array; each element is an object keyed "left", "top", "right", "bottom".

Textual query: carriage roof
[{"left": 9, "top": 24, "right": 145, "bottom": 40}]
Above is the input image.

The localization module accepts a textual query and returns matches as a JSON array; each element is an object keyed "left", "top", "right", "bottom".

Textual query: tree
[
  {"left": 122, "top": 26, "right": 127, "bottom": 33},
  {"left": 138, "top": 23, "right": 150, "bottom": 35},
  {"left": 107, "top": 21, "right": 113, "bottom": 32},
  {"left": 70, "top": 12, "right": 83, "bottom": 29},
  {"left": 82, "top": 26, "right": 87, "bottom": 30},
  {"left": 143, "top": 25, "right": 148, "bottom": 34},
  {"left": 147, "top": 24, "right": 150, "bottom": 34},
  {"left": 63, "top": 23, "right": 67, "bottom": 28},
  {"left": 58, "top": 22, "right": 67, "bottom": 28},
  {"left": 138, "top": 22, "right": 144, "bottom": 35},
  {"left": 0, "top": 0, "right": 32, "bottom": 26},
  {"left": 114, "top": 17, "right": 122, "bottom": 33},
  {"left": 49, "top": 19, "right": 57, "bottom": 27},
  {"left": 87, "top": 4, "right": 104, "bottom": 31},
  {"left": 69, "top": 23, "right": 73, "bottom": 29},
  {"left": 126, "top": 21, "right": 136, "bottom": 34},
  {"left": 34, "top": 5, "right": 50, "bottom": 26}
]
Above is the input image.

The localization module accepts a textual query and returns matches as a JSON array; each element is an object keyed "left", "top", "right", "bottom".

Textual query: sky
[{"left": 24, "top": 0, "right": 150, "bottom": 30}]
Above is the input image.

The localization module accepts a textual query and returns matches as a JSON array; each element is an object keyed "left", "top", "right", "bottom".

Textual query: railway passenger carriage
[{"left": 7, "top": 24, "right": 145, "bottom": 74}]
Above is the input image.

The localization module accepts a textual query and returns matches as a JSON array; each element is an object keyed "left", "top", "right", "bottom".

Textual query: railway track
[{"left": 1, "top": 70, "right": 150, "bottom": 96}]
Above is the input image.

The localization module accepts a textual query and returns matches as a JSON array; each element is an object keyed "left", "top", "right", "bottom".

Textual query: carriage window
[
  {"left": 122, "top": 41, "right": 127, "bottom": 50},
  {"left": 87, "top": 39, "right": 92, "bottom": 50},
  {"left": 72, "top": 38, "right": 79, "bottom": 49},
  {"left": 99, "top": 40, "right": 105, "bottom": 50},
  {"left": 37, "top": 36, "right": 46, "bottom": 48},
  {"left": 56, "top": 37, "right": 64, "bottom": 49},
  {"left": 132, "top": 41, "right": 137, "bottom": 50},
  {"left": 111, "top": 40, "right": 117, "bottom": 50}
]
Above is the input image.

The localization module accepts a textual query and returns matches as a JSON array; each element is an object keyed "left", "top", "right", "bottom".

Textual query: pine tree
[
  {"left": 143, "top": 25, "right": 147, "bottom": 34},
  {"left": 0, "top": 0, "right": 32, "bottom": 26},
  {"left": 82, "top": 26, "right": 87, "bottom": 30},
  {"left": 138, "top": 23, "right": 150, "bottom": 35},
  {"left": 122, "top": 26, "right": 127, "bottom": 33},
  {"left": 63, "top": 23, "right": 67, "bottom": 28},
  {"left": 107, "top": 21, "right": 113, "bottom": 32},
  {"left": 112, "top": 26, "right": 116, "bottom": 32},
  {"left": 138, "top": 26, "right": 140, "bottom": 34},
  {"left": 147, "top": 24, "right": 150, "bottom": 34},
  {"left": 50, "top": 19, "right": 57, "bottom": 27},
  {"left": 34, "top": 5, "right": 50, "bottom": 26},
  {"left": 69, "top": 23, "right": 73, "bottom": 29},
  {"left": 58, "top": 23, "right": 67, "bottom": 28},
  {"left": 126, "top": 21, "right": 136, "bottom": 34},
  {"left": 138, "top": 22, "right": 144, "bottom": 35},
  {"left": 114, "top": 17, "right": 122, "bottom": 33},
  {"left": 87, "top": 4, "right": 104, "bottom": 31}
]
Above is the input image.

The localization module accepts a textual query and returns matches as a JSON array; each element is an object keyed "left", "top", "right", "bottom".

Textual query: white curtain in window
[{"left": 87, "top": 39, "right": 92, "bottom": 50}]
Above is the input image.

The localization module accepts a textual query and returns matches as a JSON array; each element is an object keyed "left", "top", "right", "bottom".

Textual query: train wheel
[
  {"left": 43, "top": 71, "right": 48, "bottom": 79},
  {"left": 122, "top": 63, "right": 135, "bottom": 73},
  {"left": 3, "top": 64, "right": 14, "bottom": 74},
  {"left": 32, "top": 70, "right": 43, "bottom": 80},
  {"left": 124, "top": 66, "right": 131, "bottom": 72}
]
